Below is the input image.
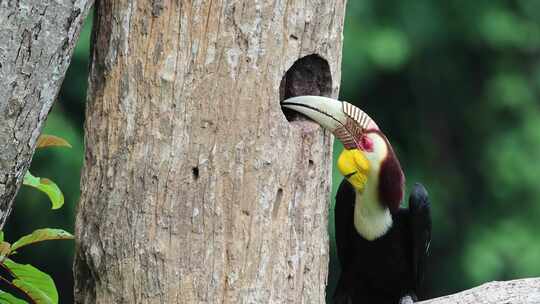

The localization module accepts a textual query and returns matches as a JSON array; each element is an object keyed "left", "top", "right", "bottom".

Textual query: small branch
[{"left": 418, "top": 278, "right": 540, "bottom": 304}]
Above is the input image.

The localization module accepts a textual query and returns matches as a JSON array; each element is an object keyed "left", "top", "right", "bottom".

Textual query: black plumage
[{"left": 333, "top": 181, "right": 432, "bottom": 304}]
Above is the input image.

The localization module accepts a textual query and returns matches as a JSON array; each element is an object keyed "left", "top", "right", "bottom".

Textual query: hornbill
[{"left": 282, "top": 96, "right": 432, "bottom": 304}]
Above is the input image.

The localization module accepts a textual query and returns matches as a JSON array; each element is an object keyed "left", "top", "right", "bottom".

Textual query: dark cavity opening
[
  {"left": 192, "top": 167, "right": 199, "bottom": 179},
  {"left": 280, "top": 54, "right": 332, "bottom": 122},
  {"left": 272, "top": 188, "right": 284, "bottom": 220}
]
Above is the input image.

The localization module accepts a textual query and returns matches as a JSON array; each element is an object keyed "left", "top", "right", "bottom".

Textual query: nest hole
[{"left": 280, "top": 54, "right": 332, "bottom": 122}]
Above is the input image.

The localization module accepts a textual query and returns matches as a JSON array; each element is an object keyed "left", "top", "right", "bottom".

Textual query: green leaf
[
  {"left": 23, "top": 172, "right": 64, "bottom": 210},
  {"left": 11, "top": 229, "right": 73, "bottom": 252},
  {"left": 36, "top": 135, "right": 72, "bottom": 149},
  {"left": 4, "top": 259, "right": 58, "bottom": 304},
  {"left": 0, "top": 290, "right": 27, "bottom": 304},
  {"left": 0, "top": 241, "right": 11, "bottom": 260},
  {"left": 13, "top": 280, "right": 53, "bottom": 304},
  {"left": 0, "top": 232, "right": 11, "bottom": 261}
]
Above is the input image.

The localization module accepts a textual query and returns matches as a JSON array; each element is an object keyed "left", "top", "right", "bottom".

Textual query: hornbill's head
[{"left": 282, "top": 96, "right": 404, "bottom": 213}]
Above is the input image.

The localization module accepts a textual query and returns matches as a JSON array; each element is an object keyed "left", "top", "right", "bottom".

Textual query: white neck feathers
[{"left": 353, "top": 171, "right": 393, "bottom": 241}]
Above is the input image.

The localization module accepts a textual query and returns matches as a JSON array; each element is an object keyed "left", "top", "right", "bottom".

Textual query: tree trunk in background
[
  {"left": 0, "top": 0, "right": 93, "bottom": 229},
  {"left": 74, "top": 1, "right": 346, "bottom": 303}
]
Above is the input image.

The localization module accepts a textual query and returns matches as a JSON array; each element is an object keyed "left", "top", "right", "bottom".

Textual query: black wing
[
  {"left": 333, "top": 179, "right": 356, "bottom": 302},
  {"left": 335, "top": 179, "right": 356, "bottom": 275},
  {"left": 408, "top": 183, "right": 432, "bottom": 297}
]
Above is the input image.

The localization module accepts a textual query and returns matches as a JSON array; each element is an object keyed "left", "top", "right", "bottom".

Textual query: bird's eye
[{"left": 360, "top": 135, "right": 374, "bottom": 152}]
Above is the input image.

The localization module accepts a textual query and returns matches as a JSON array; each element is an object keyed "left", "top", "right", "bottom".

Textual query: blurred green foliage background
[{"left": 4, "top": 1, "right": 540, "bottom": 303}]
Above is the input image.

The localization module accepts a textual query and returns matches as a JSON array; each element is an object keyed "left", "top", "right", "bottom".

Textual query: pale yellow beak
[
  {"left": 281, "top": 95, "right": 375, "bottom": 191},
  {"left": 281, "top": 95, "right": 378, "bottom": 150}
]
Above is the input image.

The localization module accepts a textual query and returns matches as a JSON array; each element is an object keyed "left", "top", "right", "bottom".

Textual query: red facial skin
[{"left": 359, "top": 135, "right": 374, "bottom": 152}]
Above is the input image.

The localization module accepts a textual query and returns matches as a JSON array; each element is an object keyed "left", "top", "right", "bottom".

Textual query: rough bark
[
  {"left": 74, "top": 0, "right": 346, "bottom": 303},
  {"left": 419, "top": 278, "right": 540, "bottom": 304},
  {"left": 0, "top": 0, "right": 93, "bottom": 228}
]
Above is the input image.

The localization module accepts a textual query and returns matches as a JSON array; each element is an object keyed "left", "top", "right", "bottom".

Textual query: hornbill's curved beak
[{"left": 281, "top": 96, "right": 379, "bottom": 150}]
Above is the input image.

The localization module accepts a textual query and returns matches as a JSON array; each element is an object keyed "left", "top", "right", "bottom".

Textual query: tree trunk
[
  {"left": 0, "top": 0, "right": 93, "bottom": 228},
  {"left": 419, "top": 278, "right": 540, "bottom": 304},
  {"left": 74, "top": 1, "right": 346, "bottom": 303}
]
